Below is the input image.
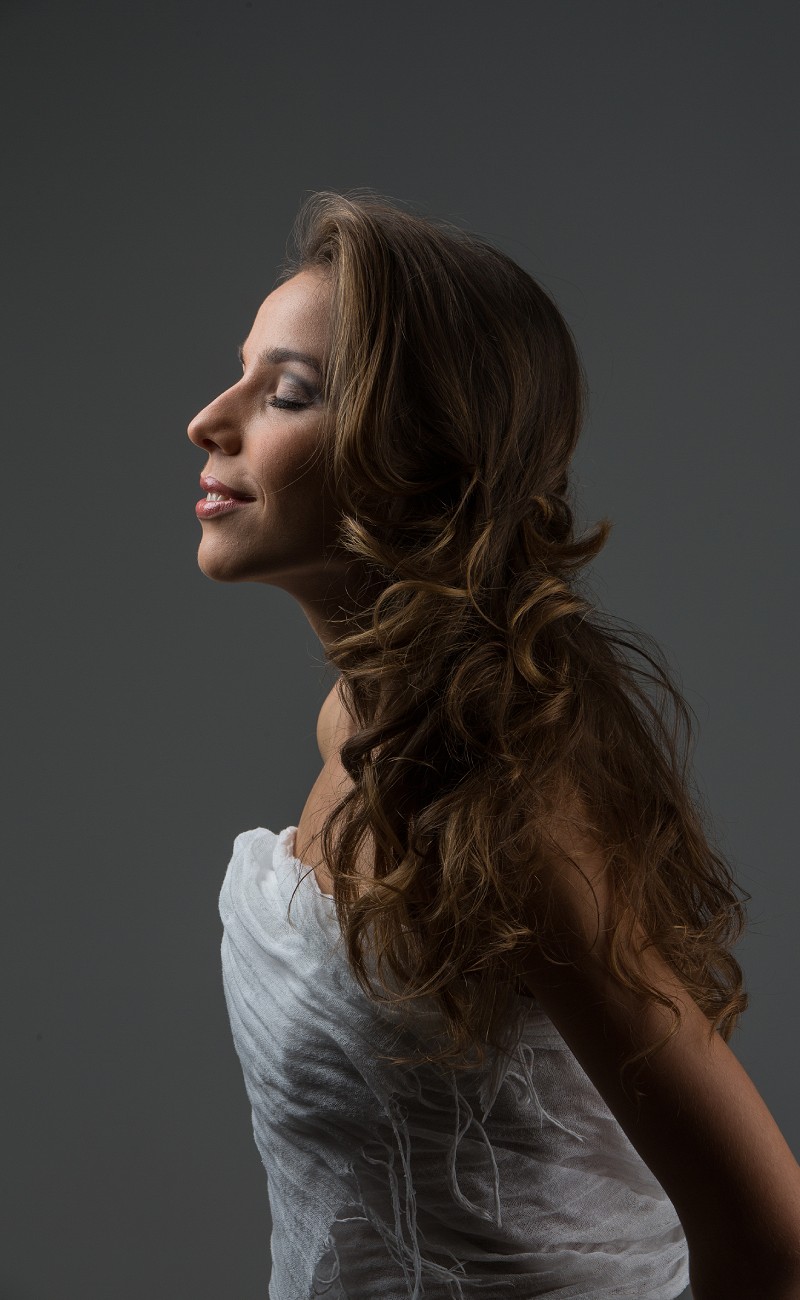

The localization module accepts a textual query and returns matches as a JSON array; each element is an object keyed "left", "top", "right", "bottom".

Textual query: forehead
[{"left": 248, "top": 267, "right": 332, "bottom": 353}]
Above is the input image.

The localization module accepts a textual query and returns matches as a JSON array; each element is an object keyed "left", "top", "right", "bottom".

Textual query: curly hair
[{"left": 279, "top": 188, "right": 750, "bottom": 1102}]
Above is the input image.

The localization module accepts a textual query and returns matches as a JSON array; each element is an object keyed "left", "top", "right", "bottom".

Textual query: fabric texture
[{"left": 219, "top": 825, "right": 691, "bottom": 1299}]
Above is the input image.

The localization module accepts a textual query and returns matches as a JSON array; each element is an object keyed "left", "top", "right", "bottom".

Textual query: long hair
[{"left": 279, "top": 188, "right": 750, "bottom": 1098}]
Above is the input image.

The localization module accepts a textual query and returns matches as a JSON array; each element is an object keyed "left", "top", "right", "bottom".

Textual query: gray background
[{"left": 2, "top": 1, "right": 797, "bottom": 1296}]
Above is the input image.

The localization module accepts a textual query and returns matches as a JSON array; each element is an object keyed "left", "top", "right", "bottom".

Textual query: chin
[{"left": 196, "top": 538, "right": 257, "bottom": 584}]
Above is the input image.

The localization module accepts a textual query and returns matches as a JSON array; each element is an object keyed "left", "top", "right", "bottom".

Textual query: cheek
[
  {"left": 249, "top": 422, "right": 343, "bottom": 549},
  {"left": 253, "top": 428, "right": 321, "bottom": 495},
  {"left": 252, "top": 443, "right": 334, "bottom": 541}
]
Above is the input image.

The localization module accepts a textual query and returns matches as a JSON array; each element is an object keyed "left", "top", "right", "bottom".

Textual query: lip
[
  {"left": 196, "top": 472, "right": 256, "bottom": 520},
  {"left": 199, "top": 473, "right": 255, "bottom": 501},
  {"left": 195, "top": 496, "right": 253, "bottom": 519}
]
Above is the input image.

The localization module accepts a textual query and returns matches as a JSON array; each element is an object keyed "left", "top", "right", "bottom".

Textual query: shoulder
[{"left": 316, "top": 678, "right": 354, "bottom": 763}]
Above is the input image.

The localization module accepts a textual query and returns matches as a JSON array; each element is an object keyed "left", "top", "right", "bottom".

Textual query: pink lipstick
[{"left": 196, "top": 472, "right": 256, "bottom": 519}]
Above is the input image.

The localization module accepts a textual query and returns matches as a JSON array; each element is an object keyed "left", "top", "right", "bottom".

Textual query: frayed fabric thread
[
  {"left": 504, "top": 1042, "right": 587, "bottom": 1144},
  {"left": 311, "top": 1038, "right": 582, "bottom": 1299}
]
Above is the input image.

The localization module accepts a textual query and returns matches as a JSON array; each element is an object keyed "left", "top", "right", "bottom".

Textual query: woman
[{"left": 188, "top": 191, "right": 800, "bottom": 1299}]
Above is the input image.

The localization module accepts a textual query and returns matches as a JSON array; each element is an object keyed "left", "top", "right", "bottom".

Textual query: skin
[{"left": 187, "top": 265, "right": 380, "bottom": 730}]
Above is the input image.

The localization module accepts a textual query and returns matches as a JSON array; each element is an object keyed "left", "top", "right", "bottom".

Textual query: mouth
[{"left": 196, "top": 472, "right": 256, "bottom": 519}]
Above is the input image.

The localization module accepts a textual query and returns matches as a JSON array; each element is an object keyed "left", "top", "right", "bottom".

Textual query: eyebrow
[{"left": 237, "top": 341, "right": 324, "bottom": 380}]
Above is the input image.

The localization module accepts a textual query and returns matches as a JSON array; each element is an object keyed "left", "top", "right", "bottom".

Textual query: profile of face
[{"left": 187, "top": 267, "right": 351, "bottom": 607}]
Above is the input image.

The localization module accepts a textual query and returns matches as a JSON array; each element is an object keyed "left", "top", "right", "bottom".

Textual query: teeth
[{"left": 206, "top": 491, "right": 229, "bottom": 501}]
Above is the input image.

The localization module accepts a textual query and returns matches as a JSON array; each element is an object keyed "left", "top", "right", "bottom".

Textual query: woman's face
[{"left": 187, "top": 266, "right": 345, "bottom": 594}]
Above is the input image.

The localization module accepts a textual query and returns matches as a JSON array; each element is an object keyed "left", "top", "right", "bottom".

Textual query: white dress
[{"left": 218, "top": 825, "right": 691, "bottom": 1299}]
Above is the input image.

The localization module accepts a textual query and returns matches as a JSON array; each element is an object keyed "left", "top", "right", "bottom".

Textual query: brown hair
[{"left": 279, "top": 188, "right": 750, "bottom": 1100}]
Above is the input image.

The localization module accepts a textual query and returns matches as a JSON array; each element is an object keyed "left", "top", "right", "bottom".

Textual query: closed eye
[
  {"left": 269, "top": 395, "right": 308, "bottom": 411},
  {"left": 239, "top": 356, "right": 316, "bottom": 411}
]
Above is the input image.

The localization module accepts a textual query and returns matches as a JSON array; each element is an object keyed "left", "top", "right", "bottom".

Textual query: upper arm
[{"left": 517, "top": 801, "right": 800, "bottom": 1278}]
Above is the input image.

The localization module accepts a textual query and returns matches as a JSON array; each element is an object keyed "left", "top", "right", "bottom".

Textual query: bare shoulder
[
  {"left": 315, "top": 677, "right": 355, "bottom": 763},
  {"left": 518, "top": 793, "right": 800, "bottom": 1284},
  {"left": 297, "top": 680, "right": 368, "bottom": 893}
]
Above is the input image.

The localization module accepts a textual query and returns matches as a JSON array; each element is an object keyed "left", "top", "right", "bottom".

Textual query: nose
[{"left": 187, "top": 385, "right": 243, "bottom": 454}]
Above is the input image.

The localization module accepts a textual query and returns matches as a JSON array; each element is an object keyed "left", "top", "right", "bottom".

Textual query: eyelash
[
  {"left": 268, "top": 395, "right": 308, "bottom": 411},
  {"left": 238, "top": 367, "right": 308, "bottom": 411}
]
